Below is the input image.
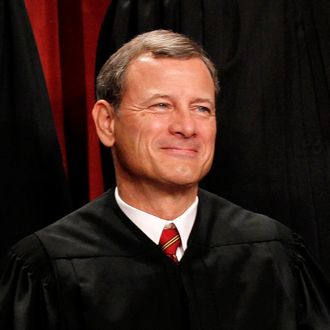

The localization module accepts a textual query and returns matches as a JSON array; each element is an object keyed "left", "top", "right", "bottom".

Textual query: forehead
[
  {"left": 124, "top": 54, "right": 215, "bottom": 95},
  {"left": 127, "top": 53, "right": 209, "bottom": 75}
]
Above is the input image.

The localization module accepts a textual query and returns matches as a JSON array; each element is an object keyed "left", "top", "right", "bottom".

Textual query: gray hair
[{"left": 96, "top": 30, "right": 219, "bottom": 110}]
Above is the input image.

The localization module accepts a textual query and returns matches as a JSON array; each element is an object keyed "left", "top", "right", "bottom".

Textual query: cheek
[
  {"left": 203, "top": 123, "right": 217, "bottom": 147},
  {"left": 122, "top": 126, "right": 158, "bottom": 156},
  {"left": 136, "top": 117, "right": 167, "bottom": 144}
]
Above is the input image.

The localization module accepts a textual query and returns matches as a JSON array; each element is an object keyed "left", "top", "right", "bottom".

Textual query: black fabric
[
  {"left": 95, "top": 0, "right": 330, "bottom": 278},
  {"left": 0, "top": 189, "right": 329, "bottom": 329},
  {"left": 0, "top": 0, "right": 72, "bottom": 258}
]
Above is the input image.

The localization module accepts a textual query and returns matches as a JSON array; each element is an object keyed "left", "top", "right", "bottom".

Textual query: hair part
[{"left": 96, "top": 30, "right": 219, "bottom": 110}]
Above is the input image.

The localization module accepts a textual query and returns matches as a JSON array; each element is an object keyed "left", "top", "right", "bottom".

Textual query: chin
[
  {"left": 154, "top": 164, "right": 209, "bottom": 187},
  {"left": 161, "top": 173, "right": 202, "bottom": 188}
]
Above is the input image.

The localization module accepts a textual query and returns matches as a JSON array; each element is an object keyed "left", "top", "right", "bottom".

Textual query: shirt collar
[{"left": 114, "top": 187, "right": 198, "bottom": 251}]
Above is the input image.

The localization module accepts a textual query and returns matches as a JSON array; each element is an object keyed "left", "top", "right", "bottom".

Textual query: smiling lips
[{"left": 160, "top": 145, "right": 199, "bottom": 157}]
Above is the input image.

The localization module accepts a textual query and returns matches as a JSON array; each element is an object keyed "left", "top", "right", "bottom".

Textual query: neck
[{"left": 116, "top": 181, "right": 198, "bottom": 220}]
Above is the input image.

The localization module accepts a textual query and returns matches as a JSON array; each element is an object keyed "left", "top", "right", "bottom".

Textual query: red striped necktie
[{"left": 159, "top": 224, "right": 181, "bottom": 264}]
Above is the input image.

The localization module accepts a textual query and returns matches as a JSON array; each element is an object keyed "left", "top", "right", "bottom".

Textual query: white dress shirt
[{"left": 115, "top": 187, "right": 198, "bottom": 261}]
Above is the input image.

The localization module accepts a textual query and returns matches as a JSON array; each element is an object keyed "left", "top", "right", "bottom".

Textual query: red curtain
[{"left": 25, "top": 0, "right": 112, "bottom": 203}]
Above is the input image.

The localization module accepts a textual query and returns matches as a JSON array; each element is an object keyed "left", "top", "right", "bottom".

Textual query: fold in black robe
[{"left": 0, "top": 189, "right": 329, "bottom": 329}]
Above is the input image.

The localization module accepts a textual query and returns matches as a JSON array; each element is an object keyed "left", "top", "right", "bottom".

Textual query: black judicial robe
[{"left": 1, "top": 189, "right": 330, "bottom": 329}]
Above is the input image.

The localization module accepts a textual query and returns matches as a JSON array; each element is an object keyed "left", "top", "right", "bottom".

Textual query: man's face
[{"left": 111, "top": 54, "right": 217, "bottom": 190}]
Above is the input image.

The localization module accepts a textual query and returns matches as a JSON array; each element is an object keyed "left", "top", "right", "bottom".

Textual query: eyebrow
[
  {"left": 145, "top": 94, "right": 214, "bottom": 105},
  {"left": 191, "top": 97, "right": 214, "bottom": 106},
  {"left": 145, "top": 94, "right": 171, "bottom": 102}
]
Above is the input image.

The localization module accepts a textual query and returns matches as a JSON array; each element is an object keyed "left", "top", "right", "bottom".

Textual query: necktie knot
[{"left": 159, "top": 224, "right": 181, "bottom": 263}]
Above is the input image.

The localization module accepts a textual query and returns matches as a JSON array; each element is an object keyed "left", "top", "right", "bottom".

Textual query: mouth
[{"left": 160, "top": 147, "right": 198, "bottom": 157}]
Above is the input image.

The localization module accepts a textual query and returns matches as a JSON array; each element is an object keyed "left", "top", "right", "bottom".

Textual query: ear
[{"left": 92, "top": 100, "right": 116, "bottom": 147}]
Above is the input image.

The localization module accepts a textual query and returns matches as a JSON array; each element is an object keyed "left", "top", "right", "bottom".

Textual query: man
[{"left": 0, "top": 30, "right": 329, "bottom": 329}]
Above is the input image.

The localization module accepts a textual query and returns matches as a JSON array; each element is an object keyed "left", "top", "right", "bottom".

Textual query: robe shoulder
[
  {"left": 34, "top": 189, "right": 149, "bottom": 259},
  {"left": 197, "top": 189, "right": 296, "bottom": 246},
  {"left": 2, "top": 233, "right": 53, "bottom": 279}
]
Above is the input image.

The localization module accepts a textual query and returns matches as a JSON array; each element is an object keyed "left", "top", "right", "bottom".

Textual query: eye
[
  {"left": 149, "top": 103, "right": 172, "bottom": 111},
  {"left": 197, "top": 105, "right": 210, "bottom": 112},
  {"left": 194, "top": 105, "right": 214, "bottom": 116},
  {"left": 156, "top": 103, "right": 169, "bottom": 109}
]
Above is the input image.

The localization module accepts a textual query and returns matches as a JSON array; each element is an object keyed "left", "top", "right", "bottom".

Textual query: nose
[{"left": 168, "top": 107, "right": 197, "bottom": 138}]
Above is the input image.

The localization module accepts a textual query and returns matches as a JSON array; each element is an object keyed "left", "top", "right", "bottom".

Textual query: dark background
[{"left": 1, "top": 0, "right": 330, "bottom": 278}]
